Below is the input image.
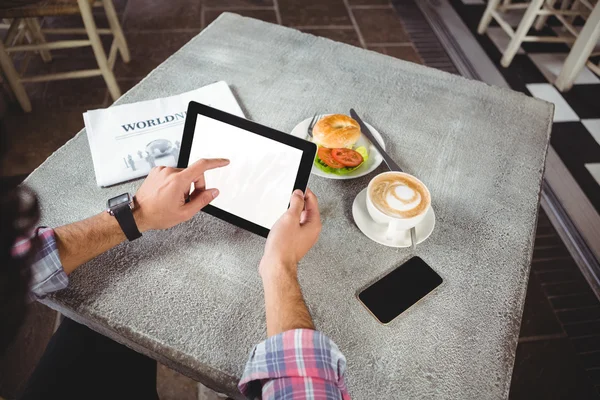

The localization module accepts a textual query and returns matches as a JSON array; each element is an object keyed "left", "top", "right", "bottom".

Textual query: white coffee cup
[{"left": 366, "top": 171, "right": 431, "bottom": 240}]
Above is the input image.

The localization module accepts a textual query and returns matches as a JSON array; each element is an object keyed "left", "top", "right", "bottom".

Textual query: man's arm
[
  {"left": 55, "top": 212, "right": 128, "bottom": 275},
  {"left": 239, "top": 189, "right": 351, "bottom": 399},
  {"left": 258, "top": 189, "right": 320, "bottom": 336},
  {"left": 22, "top": 158, "right": 229, "bottom": 297},
  {"left": 260, "top": 262, "right": 314, "bottom": 336},
  {"left": 55, "top": 158, "right": 228, "bottom": 275}
]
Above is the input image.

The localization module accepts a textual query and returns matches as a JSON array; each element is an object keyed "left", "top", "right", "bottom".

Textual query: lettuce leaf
[{"left": 313, "top": 146, "right": 369, "bottom": 175}]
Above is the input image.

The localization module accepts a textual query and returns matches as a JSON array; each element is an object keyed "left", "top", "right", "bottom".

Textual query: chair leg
[
  {"left": 499, "top": 0, "right": 512, "bottom": 12},
  {"left": 534, "top": 0, "right": 557, "bottom": 31},
  {"left": 556, "top": 1, "right": 600, "bottom": 91},
  {"left": 102, "top": 0, "right": 130, "bottom": 63},
  {"left": 78, "top": 0, "right": 121, "bottom": 101},
  {"left": 11, "top": 20, "right": 28, "bottom": 46},
  {"left": 0, "top": 41, "right": 31, "bottom": 112},
  {"left": 478, "top": 0, "right": 501, "bottom": 35},
  {"left": 566, "top": 0, "right": 579, "bottom": 24},
  {"left": 501, "top": 0, "right": 545, "bottom": 67},
  {"left": 25, "top": 18, "right": 52, "bottom": 63},
  {"left": 4, "top": 18, "right": 22, "bottom": 46}
]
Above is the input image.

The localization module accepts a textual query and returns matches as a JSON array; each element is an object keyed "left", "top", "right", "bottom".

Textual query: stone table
[{"left": 27, "top": 13, "right": 553, "bottom": 400}]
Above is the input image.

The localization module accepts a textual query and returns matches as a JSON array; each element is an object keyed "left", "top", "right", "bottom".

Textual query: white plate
[
  {"left": 352, "top": 188, "right": 435, "bottom": 248},
  {"left": 289, "top": 114, "right": 386, "bottom": 180}
]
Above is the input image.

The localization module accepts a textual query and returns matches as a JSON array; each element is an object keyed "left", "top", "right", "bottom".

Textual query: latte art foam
[{"left": 369, "top": 173, "right": 430, "bottom": 218}]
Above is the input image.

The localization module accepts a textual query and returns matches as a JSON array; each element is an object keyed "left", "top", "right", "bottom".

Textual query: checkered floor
[{"left": 449, "top": 0, "right": 600, "bottom": 213}]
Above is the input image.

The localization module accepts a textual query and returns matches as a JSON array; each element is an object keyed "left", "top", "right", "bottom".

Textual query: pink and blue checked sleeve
[
  {"left": 238, "top": 329, "right": 351, "bottom": 400},
  {"left": 12, "top": 227, "right": 68, "bottom": 302},
  {"left": 15, "top": 230, "right": 351, "bottom": 400}
]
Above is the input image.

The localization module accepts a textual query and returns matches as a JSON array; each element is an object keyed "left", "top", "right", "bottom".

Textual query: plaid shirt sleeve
[
  {"left": 12, "top": 227, "right": 68, "bottom": 302},
  {"left": 238, "top": 329, "right": 351, "bottom": 400}
]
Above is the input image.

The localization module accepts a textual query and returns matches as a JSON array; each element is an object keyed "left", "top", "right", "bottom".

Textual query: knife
[
  {"left": 351, "top": 109, "right": 418, "bottom": 247},
  {"left": 350, "top": 109, "right": 402, "bottom": 172}
]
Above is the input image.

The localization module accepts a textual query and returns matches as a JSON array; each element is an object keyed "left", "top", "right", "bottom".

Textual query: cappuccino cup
[{"left": 366, "top": 171, "right": 431, "bottom": 240}]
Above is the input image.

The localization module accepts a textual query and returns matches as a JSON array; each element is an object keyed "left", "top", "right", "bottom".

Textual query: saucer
[{"left": 352, "top": 188, "right": 435, "bottom": 248}]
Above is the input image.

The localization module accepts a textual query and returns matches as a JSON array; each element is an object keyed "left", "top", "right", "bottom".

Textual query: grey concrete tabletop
[{"left": 27, "top": 13, "right": 553, "bottom": 400}]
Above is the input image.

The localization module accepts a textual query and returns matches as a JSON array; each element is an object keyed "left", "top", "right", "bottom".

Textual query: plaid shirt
[
  {"left": 15, "top": 228, "right": 350, "bottom": 399},
  {"left": 239, "top": 329, "right": 351, "bottom": 399},
  {"left": 12, "top": 227, "right": 68, "bottom": 302}
]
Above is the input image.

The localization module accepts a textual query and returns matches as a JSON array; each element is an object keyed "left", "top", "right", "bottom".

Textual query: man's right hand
[
  {"left": 260, "top": 189, "right": 321, "bottom": 277},
  {"left": 134, "top": 158, "right": 230, "bottom": 232}
]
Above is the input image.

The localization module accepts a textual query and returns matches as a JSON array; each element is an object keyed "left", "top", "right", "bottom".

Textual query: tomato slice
[
  {"left": 317, "top": 147, "right": 345, "bottom": 168},
  {"left": 331, "top": 148, "right": 364, "bottom": 167}
]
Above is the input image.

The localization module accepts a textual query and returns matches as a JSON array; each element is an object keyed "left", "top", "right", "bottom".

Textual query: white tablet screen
[{"left": 188, "top": 115, "right": 303, "bottom": 229}]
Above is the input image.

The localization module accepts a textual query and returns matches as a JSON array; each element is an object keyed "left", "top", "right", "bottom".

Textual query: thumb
[
  {"left": 287, "top": 189, "right": 305, "bottom": 218},
  {"left": 186, "top": 188, "right": 219, "bottom": 214}
]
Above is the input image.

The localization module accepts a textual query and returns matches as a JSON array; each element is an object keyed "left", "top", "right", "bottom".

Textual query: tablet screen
[{"left": 188, "top": 114, "right": 304, "bottom": 229}]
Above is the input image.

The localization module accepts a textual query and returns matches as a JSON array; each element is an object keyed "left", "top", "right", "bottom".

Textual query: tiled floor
[
  {"left": 1, "top": 0, "right": 599, "bottom": 398},
  {"left": 513, "top": 209, "right": 600, "bottom": 399},
  {"left": 0, "top": 0, "right": 423, "bottom": 179},
  {"left": 448, "top": 0, "right": 600, "bottom": 216}
]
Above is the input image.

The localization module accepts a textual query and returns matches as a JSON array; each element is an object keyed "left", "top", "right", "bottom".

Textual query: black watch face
[{"left": 108, "top": 193, "right": 131, "bottom": 208}]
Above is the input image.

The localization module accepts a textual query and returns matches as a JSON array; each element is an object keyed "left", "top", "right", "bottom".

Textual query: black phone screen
[{"left": 358, "top": 256, "right": 443, "bottom": 324}]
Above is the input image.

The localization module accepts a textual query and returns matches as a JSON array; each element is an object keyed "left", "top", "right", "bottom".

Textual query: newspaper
[{"left": 84, "top": 81, "right": 245, "bottom": 187}]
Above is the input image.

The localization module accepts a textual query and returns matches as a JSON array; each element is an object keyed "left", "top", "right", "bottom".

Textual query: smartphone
[{"left": 357, "top": 256, "right": 443, "bottom": 324}]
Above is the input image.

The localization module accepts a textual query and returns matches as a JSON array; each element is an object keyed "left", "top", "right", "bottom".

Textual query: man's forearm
[
  {"left": 261, "top": 261, "right": 315, "bottom": 337},
  {"left": 54, "top": 212, "right": 132, "bottom": 275}
]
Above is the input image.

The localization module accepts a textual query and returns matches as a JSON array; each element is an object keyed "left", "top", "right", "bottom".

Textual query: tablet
[{"left": 178, "top": 101, "right": 317, "bottom": 237}]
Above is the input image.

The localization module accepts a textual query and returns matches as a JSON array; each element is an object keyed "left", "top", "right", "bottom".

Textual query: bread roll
[{"left": 313, "top": 114, "right": 361, "bottom": 148}]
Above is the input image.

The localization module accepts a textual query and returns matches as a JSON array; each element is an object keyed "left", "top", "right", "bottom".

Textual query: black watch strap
[{"left": 113, "top": 205, "right": 142, "bottom": 241}]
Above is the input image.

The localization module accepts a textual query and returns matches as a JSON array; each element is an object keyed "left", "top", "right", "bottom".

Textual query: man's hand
[
  {"left": 134, "top": 158, "right": 230, "bottom": 232},
  {"left": 259, "top": 189, "right": 321, "bottom": 336},
  {"left": 54, "top": 158, "right": 229, "bottom": 274},
  {"left": 260, "top": 189, "right": 321, "bottom": 277}
]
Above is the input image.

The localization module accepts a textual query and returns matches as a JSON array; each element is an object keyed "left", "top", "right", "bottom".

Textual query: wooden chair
[
  {"left": 0, "top": 0, "right": 129, "bottom": 112},
  {"left": 551, "top": 0, "right": 600, "bottom": 76},
  {"left": 587, "top": 55, "right": 600, "bottom": 76},
  {"left": 477, "top": 0, "right": 587, "bottom": 67}
]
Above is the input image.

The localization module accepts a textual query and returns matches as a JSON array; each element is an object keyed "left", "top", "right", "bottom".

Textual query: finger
[
  {"left": 194, "top": 175, "right": 206, "bottom": 191},
  {"left": 182, "top": 158, "right": 230, "bottom": 181},
  {"left": 184, "top": 188, "right": 220, "bottom": 215},
  {"left": 287, "top": 189, "right": 305, "bottom": 218},
  {"left": 149, "top": 166, "right": 166, "bottom": 175},
  {"left": 162, "top": 167, "right": 181, "bottom": 175},
  {"left": 301, "top": 188, "right": 320, "bottom": 226}
]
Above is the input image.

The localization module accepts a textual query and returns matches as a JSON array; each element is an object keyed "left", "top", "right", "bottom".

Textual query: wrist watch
[{"left": 106, "top": 192, "right": 142, "bottom": 241}]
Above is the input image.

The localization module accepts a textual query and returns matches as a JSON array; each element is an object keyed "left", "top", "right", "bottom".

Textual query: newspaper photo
[{"left": 84, "top": 81, "right": 245, "bottom": 187}]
